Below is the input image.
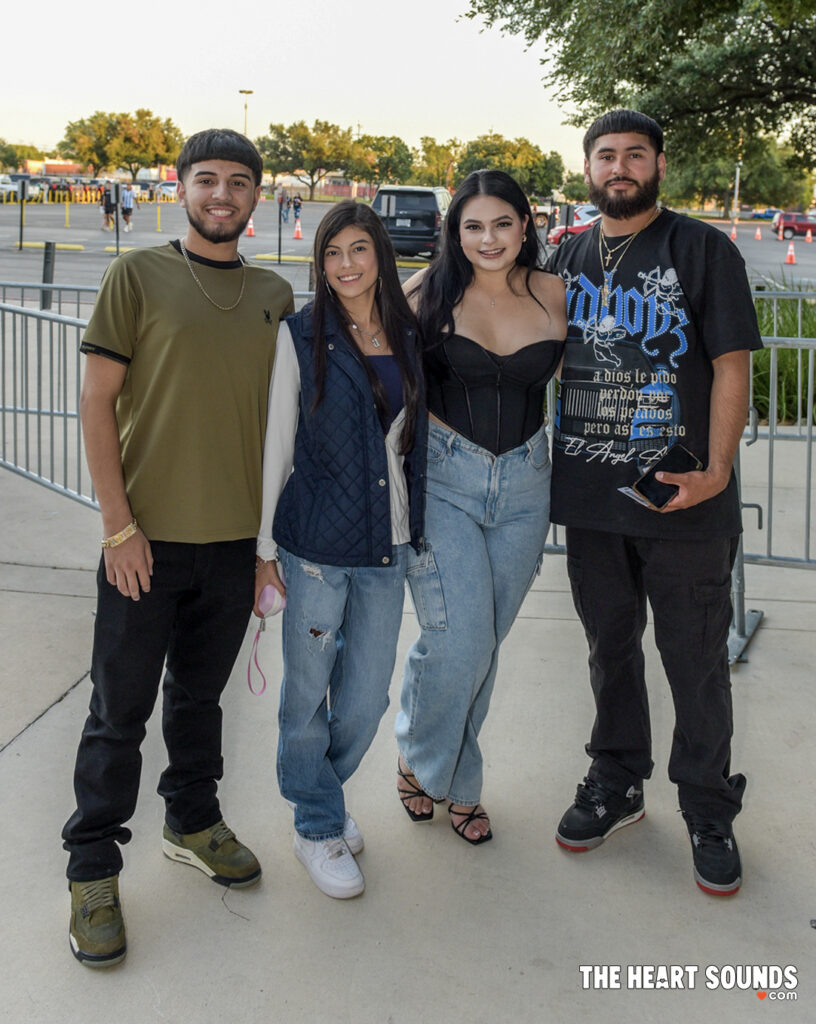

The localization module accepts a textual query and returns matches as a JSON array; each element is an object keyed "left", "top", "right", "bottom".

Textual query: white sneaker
[
  {"left": 293, "top": 835, "right": 365, "bottom": 899},
  {"left": 284, "top": 799, "right": 363, "bottom": 854},
  {"left": 343, "top": 813, "right": 364, "bottom": 855}
]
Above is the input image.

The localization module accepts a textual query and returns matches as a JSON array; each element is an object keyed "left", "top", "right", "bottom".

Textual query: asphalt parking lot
[{"left": 0, "top": 200, "right": 814, "bottom": 290}]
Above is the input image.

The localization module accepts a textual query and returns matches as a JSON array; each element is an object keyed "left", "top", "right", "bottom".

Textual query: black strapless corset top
[{"left": 424, "top": 333, "right": 564, "bottom": 455}]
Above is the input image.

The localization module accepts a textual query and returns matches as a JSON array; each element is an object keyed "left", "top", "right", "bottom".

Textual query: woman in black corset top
[{"left": 395, "top": 169, "right": 566, "bottom": 843}]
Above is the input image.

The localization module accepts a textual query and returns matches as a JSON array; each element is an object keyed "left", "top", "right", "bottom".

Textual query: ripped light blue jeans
[
  {"left": 277, "top": 544, "right": 408, "bottom": 840},
  {"left": 395, "top": 420, "right": 551, "bottom": 805}
]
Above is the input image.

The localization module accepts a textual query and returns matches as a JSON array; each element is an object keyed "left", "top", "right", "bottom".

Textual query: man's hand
[
  {"left": 657, "top": 467, "right": 730, "bottom": 513},
  {"left": 103, "top": 528, "right": 153, "bottom": 600},
  {"left": 254, "top": 559, "right": 285, "bottom": 617}
]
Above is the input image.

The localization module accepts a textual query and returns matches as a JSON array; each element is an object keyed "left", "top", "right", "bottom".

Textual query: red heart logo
[{"left": 757, "top": 992, "right": 767, "bottom": 1000}]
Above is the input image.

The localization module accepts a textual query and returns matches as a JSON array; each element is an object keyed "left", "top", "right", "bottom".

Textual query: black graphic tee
[{"left": 546, "top": 209, "right": 762, "bottom": 540}]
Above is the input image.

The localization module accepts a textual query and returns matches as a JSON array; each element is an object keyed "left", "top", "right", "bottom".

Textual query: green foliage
[
  {"left": 0, "top": 140, "right": 48, "bottom": 169},
  {"left": 752, "top": 289, "right": 816, "bottom": 423},
  {"left": 454, "top": 131, "right": 564, "bottom": 193},
  {"left": 58, "top": 110, "right": 182, "bottom": 176},
  {"left": 346, "top": 135, "right": 412, "bottom": 186},
  {"left": 109, "top": 110, "right": 184, "bottom": 181},
  {"left": 256, "top": 121, "right": 354, "bottom": 199},
  {"left": 464, "top": 1, "right": 816, "bottom": 164},
  {"left": 411, "top": 137, "right": 462, "bottom": 186},
  {"left": 561, "top": 170, "right": 588, "bottom": 202}
]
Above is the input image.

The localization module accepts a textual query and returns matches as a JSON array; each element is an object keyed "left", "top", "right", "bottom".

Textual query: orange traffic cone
[
  {"left": 778, "top": 225, "right": 783, "bottom": 241},
  {"left": 806, "top": 228, "right": 813, "bottom": 243},
  {"left": 293, "top": 218, "right": 303, "bottom": 240},
  {"left": 754, "top": 225, "right": 762, "bottom": 240},
  {"left": 729, "top": 223, "right": 737, "bottom": 242},
  {"left": 245, "top": 216, "right": 255, "bottom": 237},
  {"left": 785, "top": 241, "right": 796, "bottom": 264}
]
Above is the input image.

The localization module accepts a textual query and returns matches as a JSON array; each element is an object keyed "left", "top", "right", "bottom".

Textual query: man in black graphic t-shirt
[{"left": 547, "top": 110, "right": 762, "bottom": 896}]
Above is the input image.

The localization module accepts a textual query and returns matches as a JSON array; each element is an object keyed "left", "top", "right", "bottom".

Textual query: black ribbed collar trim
[{"left": 170, "top": 238, "right": 243, "bottom": 269}]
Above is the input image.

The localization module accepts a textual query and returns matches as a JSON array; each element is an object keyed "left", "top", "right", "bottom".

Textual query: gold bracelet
[
  {"left": 255, "top": 556, "right": 276, "bottom": 573},
  {"left": 102, "top": 518, "right": 138, "bottom": 549}
]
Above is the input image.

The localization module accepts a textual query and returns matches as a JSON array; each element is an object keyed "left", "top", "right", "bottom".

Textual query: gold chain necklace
[
  {"left": 179, "top": 239, "right": 247, "bottom": 311},
  {"left": 599, "top": 207, "right": 661, "bottom": 306}
]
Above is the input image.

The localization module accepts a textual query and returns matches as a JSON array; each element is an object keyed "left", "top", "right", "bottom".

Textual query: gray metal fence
[{"left": 2, "top": 284, "right": 814, "bottom": 662}]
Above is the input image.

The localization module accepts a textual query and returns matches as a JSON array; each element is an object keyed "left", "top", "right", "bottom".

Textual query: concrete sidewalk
[{"left": 1, "top": 466, "right": 814, "bottom": 1024}]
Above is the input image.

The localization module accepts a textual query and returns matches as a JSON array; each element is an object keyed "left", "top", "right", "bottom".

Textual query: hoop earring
[
  {"left": 522, "top": 233, "right": 527, "bottom": 243},
  {"left": 322, "top": 270, "right": 335, "bottom": 298},
  {"left": 377, "top": 275, "right": 382, "bottom": 294}
]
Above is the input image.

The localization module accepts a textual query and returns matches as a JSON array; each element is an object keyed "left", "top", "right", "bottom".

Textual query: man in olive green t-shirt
[{"left": 62, "top": 129, "right": 294, "bottom": 969}]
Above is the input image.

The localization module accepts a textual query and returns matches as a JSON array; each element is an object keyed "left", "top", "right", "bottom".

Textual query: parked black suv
[{"left": 371, "top": 185, "right": 450, "bottom": 257}]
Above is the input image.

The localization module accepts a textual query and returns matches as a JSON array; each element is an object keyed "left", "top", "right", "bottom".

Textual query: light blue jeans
[
  {"left": 396, "top": 420, "right": 551, "bottom": 805},
  {"left": 277, "top": 544, "right": 408, "bottom": 840}
]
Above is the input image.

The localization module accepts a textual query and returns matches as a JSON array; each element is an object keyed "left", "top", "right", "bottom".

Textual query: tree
[
  {"left": 464, "top": 1, "right": 816, "bottom": 162},
  {"left": 344, "top": 135, "right": 413, "bottom": 188},
  {"left": 58, "top": 112, "right": 124, "bottom": 174},
  {"left": 108, "top": 110, "right": 184, "bottom": 181},
  {"left": 561, "top": 171, "right": 588, "bottom": 202},
  {"left": 256, "top": 120, "right": 353, "bottom": 199},
  {"left": 454, "top": 132, "right": 564, "bottom": 195},
  {"left": 0, "top": 140, "right": 47, "bottom": 169},
  {"left": 411, "top": 137, "right": 461, "bottom": 186}
]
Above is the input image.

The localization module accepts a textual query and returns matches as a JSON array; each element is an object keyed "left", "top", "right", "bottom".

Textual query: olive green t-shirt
[{"left": 80, "top": 242, "right": 294, "bottom": 543}]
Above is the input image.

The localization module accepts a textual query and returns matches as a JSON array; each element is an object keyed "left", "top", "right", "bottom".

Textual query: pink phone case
[{"left": 259, "top": 584, "right": 286, "bottom": 616}]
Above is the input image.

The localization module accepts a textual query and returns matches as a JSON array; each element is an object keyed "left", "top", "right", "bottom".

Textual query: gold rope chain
[{"left": 179, "top": 239, "right": 247, "bottom": 311}]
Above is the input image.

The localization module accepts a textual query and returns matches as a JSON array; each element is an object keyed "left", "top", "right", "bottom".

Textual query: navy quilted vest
[{"left": 273, "top": 305, "right": 426, "bottom": 567}]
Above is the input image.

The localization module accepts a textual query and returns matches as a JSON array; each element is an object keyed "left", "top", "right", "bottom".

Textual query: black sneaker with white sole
[
  {"left": 556, "top": 776, "right": 645, "bottom": 851},
  {"left": 682, "top": 814, "right": 741, "bottom": 895}
]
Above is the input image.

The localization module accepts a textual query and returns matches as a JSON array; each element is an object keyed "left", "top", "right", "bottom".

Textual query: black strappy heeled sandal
[
  {"left": 447, "top": 803, "right": 493, "bottom": 845},
  {"left": 397, "top": 759, "right": 435, "bottom": 822}
]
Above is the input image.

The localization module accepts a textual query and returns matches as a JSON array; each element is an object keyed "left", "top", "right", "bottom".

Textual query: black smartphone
[{"left": 630, "top": 444, "right": 703, "bottom": 510}]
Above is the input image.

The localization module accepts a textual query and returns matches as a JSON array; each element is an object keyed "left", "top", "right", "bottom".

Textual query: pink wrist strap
[{"left": 247, "top": 585, "right": 286, "bottom": 695}]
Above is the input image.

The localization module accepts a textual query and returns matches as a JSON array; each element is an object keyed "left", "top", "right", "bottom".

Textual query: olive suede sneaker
[
  {"left": 69, "top": 875, "right": 126, "bottom": 968},
  {"left": 683, "top": 814, "right": 741, "bottom": 895},
  {"left": 556, "top": 777, "right": 645, "bottom": 851},
  {"left": 162, "top": 819, "right": 261, "bottom": 887}
]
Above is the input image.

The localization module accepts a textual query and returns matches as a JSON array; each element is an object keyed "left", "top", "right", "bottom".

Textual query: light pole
[{"left": 239, "top": 89, "right": 253, "bottom": 136}]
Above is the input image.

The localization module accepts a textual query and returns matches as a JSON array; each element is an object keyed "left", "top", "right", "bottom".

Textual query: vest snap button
[
  {"left": 378, "top": 478, "right": 386, "bottom": 486},
  {"left": 382, "top": 556, "right": 389, "bottom": 564},
  {"left": 328, "top": 343, "right": 334, "bottom": 350}
]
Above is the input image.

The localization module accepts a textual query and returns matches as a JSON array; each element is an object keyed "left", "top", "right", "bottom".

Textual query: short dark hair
[
  {"left": 583, "top": 110, "right": 664, "bottom": 159},
  {"left": 176, "top": 129, "right": 263, "bottom": 186}
]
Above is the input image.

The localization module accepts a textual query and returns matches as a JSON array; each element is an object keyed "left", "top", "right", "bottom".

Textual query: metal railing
[{"left": 1, "top": 284, "right": 814, "bottom": 662}]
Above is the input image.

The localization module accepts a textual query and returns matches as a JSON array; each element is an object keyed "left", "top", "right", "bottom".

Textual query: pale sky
[{"left": 7, "top": 0, "right": 585, "bottom": 171}]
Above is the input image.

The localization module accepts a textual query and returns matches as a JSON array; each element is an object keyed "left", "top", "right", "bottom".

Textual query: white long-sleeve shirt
[{"left": 256, "top": 321, "right": 410, "bottom": 562}]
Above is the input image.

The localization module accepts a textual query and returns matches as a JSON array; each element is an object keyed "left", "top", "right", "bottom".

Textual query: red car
[
  {"left": 770, "top": 211, "right": 816, "bottom": 239},
  {"left": 547, "top": 206, "right": 601, "bottom": 245}
]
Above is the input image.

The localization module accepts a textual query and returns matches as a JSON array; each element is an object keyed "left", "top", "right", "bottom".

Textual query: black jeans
[
  {"left": 63, "top": 539, "right": 255, "bottom": 881},
  {"left": 565, "top": 528, "right": 745, "bottom": 821}
]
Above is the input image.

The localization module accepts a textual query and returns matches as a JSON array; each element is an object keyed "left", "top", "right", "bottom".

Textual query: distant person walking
[
  {"left": 278, "top": 187, "right": 290, "bottom": 222},
  {"left": 121, "top": 183, "right": 138, "bottom": 232},
  {"left": 292, "top": 193, "right": 302, "bottom": 220}
]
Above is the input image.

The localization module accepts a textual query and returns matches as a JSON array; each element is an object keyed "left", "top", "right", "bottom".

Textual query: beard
[
  {"left": 184, "top": 207, "right": 251, "bottom": 244},
  {"left": 588, "top": 167, "right": 661, "bottom": 219}
]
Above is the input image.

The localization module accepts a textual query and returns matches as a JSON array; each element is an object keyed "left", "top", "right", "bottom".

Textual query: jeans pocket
[
  {"left": 426, "top": 439, "right": 447, "bottom": 465},
  {"left": 406, "top": 547, "right": 447, "bottom": 630},
  {"left": 527, "top": 431, "right": 551, "bottom": 470},
  {"left": 691, "top": 578, "right": 733, "bottom": 651}
]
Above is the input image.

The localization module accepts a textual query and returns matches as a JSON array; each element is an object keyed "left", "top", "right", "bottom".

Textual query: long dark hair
[
  {"left": 411, "top": 169, "right": 544, "bottom": 345},
  {"left": 310, "top": 200, "right": 420, "bottom": 454}
]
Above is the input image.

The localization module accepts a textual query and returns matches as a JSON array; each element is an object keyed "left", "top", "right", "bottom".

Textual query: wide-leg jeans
[
  {"left": 277, "top": 544, "right": 408, "bottom": 840},
  {"left": 396, "top": 420, "right": 551, "bottom": 805},
  {"left": 565, "top": 527, "right": 745, "bottom": 821},
  {"left": 62, "top": 539, "right": 255, "bottom": 881}
]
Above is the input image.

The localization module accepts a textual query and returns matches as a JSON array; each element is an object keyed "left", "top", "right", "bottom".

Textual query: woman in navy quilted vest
[
  {"left": 254, "top": 200, "right": 426, "bottom": 899},
  {"left": 395, "top": 170, "right": 566, "bottom": 844}
]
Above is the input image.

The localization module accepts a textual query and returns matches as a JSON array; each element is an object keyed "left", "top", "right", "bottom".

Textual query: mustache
[{"left": 606, "top": 177, "right": 638, "bottom": 186}]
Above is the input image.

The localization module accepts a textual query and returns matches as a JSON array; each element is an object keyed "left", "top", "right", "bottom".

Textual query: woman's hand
[{"left": 253, "top": 558, "right": 286, "bottom": 617}]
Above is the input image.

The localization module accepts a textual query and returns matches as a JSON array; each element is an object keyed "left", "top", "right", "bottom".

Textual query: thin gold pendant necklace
[{"left": 599, "top": 207, "right": 661, "bottom": 306}]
